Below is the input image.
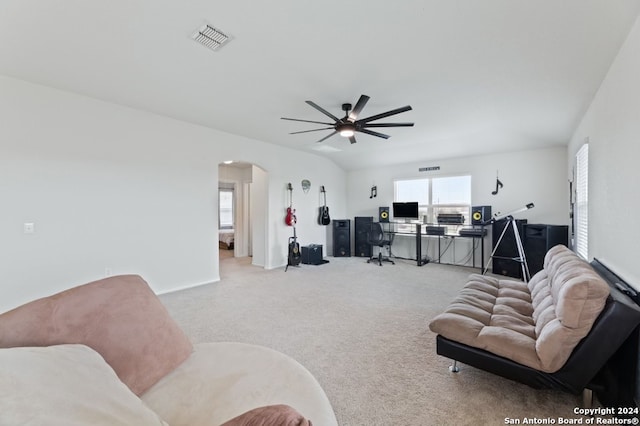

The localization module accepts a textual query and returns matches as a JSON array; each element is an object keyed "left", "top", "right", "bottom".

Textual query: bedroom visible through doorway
[
  {"left": 218, "top": 182, "right": 235, "bottom": 258},
  {"left": 217, "top": 161, "right": 267, "bottom": 268},
  {"left": 218, "top": 183, "right": 235, "bottom": 259}
]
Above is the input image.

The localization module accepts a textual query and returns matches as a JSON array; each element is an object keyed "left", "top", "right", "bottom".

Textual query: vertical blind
[{"left": 575, "top": 144, "right": 589, "bottom": 259}]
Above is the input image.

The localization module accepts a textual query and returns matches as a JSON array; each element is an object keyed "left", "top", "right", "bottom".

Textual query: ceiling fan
[{"left": 281, "top": 94, "right": 414, "bottom": 144}]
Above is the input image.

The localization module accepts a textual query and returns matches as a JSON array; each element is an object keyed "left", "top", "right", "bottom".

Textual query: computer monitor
[{"left": 392, "top": 202, "right": 419, "bottom": 220}]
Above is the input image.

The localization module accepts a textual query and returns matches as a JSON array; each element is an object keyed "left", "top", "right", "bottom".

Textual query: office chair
[{"left": 367, "top": 222, "right": 395, "bottom": 266}]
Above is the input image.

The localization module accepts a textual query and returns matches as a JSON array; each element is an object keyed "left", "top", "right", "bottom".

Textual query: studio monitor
[
  {"left": 471, "top": 205, "right": 492, "bottom": 225},
  {"left": 379, "top": 207, "right": 390, "bottom": 223}
]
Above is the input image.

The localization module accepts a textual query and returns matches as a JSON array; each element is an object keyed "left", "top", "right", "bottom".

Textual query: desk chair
[{"left": 367, "top": 222, "right": 395, "bottom": 266}]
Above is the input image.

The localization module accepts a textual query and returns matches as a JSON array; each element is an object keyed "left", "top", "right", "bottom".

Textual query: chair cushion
[
  {"left": 0, "top": 344, "right": 168, "bottom": 425},
  {"left": 0, "top": 275, "right": 193, "bottom": 395}
]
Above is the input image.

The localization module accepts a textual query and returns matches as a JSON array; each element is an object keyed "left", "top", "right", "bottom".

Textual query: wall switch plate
[{"left": 23, "top": 222, "right": 35, "bottom": 234}]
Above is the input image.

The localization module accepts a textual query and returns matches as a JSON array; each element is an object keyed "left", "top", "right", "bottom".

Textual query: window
[
  {"left": 219, "top": 188, "right": 234, "bottom": 229},
  {"left": 394, "top": 175, "right": 471, "bottom": 232},
  {"left": 575, "top": 144, "right": 589, "bottom": 259}
]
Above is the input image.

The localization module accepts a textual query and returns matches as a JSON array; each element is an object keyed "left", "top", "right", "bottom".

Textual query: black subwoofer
[{"left": 332, "top": 219, "right": 351, "bottom": 257}]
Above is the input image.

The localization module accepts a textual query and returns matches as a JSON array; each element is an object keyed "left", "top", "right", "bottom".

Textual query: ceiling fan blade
[
  {"left": 358, "top": 128, "right": 390, "bottom": 139},
  {"left": 290, "top": 127, "right": 335, "bottom": 135},
  {"left": 316, "top": 130, "right": 338, "bottom": 143},
  {"left": 363, "top": 122, "right": 414, "bottom": 128},
  {"left": 348, "top": 95, "right": 370, "bottom": 121},
  {"left": 358, "top": 105, "right": 412, "bottom": 124},
  {"left": 281, "top": 117, "right": 334, "bottom": 126},
  {"left": 306, "top": 101, "right": 340, "bottom": 122},
  {"left": 348, "top": 135, "right": 357, "bottom": 144}
]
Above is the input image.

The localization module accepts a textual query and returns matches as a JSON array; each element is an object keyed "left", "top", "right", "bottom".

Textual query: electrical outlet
[
  {"left": 104, "top": 267, "right": 112, "bottom": 277},
  {"left": 23, "top": 223, "right": 35, "bottom": 234}
]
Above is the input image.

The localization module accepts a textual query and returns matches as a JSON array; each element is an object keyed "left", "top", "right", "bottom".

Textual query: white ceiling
[{"left": 1, "top": 1, "right": 639, "bottom": 171}]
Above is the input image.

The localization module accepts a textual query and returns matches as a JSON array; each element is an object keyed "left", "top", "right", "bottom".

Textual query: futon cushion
[
  {"left": 0, "top": 344, "right": 168, "bottom": 425},
  {"left": 429, "top": 245, "right": 610, "bottom": 372},
  {"left": 0, "top": 274, "right": 193, "bottom": 395}
]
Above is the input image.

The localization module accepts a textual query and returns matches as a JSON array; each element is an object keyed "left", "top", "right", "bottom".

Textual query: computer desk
[{"left": 381, "top": 221, "right": 486, "bottom": 268}]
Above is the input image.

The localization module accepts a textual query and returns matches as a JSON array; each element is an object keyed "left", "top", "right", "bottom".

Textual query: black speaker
[
  {"left": 379, "top": 207, "right": 390, "bottom": 223},
  {"left": 333, "top": 219, "right": 351, "bottom": 257},
  {"left": 523, "top": 224, "right": 569, "bottom": 276},
  {"left": 301, "top": 244, "right": 324, "bottom": 265},
  {"left": 354, "top": 216, "right": 373, "bottom": 257},
  {"left": 492, "top": 218, "right": 527, "bottom": 278},
  {"left": 471, "top": 205, "right": 492, "bottom": 225}
]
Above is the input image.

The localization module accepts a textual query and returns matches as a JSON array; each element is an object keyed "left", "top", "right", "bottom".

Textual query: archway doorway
[{"left": 217, "top": 161, "right": 268, "bottom": 270}]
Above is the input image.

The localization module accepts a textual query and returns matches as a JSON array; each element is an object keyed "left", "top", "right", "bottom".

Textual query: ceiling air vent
[{"left": 192, "top": 24, "right": 230, "bottom": 51}]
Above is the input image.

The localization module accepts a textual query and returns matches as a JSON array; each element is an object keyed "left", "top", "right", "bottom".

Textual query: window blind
[{"left": 575, "top": 144, "right": 589, "bottom": 259}]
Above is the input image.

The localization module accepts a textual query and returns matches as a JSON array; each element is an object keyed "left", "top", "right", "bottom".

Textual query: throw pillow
[{"left": 0, "top": 274, "right": 193, "bottom": 395}]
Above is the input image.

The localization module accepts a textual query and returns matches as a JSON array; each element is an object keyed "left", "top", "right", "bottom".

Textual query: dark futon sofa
[{"left": 429, "top": 245, "right": 640, "bottom": 406}]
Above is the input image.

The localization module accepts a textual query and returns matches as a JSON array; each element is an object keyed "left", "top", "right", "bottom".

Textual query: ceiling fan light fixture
[
  {"left": 281, "top": 94, "right": 413, "bottom": 144},
  {"left": 338, "top": 123, "right": 355, "bottom": 137}
]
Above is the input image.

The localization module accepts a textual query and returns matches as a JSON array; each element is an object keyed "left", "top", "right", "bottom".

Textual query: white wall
[
  {"left": 568, "top": 16, "right": 640, "bottom": 288},
  {"left": 0, "top": 75, "right": 347, "bottom": 312},
  {"left": 251, "top": 165, "right": 268, "bottom": 267},
  {"left": 347, "top": 146, "right": 568, "bottom": 265}
]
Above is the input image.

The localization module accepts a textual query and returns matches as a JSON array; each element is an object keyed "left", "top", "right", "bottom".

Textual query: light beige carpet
[{"left": 160, "top": 256, "right": 583, "bottom": 426}]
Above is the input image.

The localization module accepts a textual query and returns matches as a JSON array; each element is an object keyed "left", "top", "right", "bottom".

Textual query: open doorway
[
  {"left": 217, "top": 161, "right": 268, "bottom": 268},
  {"left": 218, "top": 183, "right": 235, "bottom": 260}
]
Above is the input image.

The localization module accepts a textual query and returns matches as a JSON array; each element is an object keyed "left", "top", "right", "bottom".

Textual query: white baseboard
[{"left": 156, "top": 277, "right": 220, "bottom": 296}]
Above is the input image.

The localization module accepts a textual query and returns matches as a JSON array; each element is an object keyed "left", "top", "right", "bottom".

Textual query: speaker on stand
[
  {"left": 333, "top": 219, "right": 351, "bottom": 257},
  {"left": 355, "top": 217, "right": 373, "bottom": 257}
]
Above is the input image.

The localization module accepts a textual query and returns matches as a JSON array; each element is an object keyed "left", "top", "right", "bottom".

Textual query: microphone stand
[{"left": 482, "top": 203, "right": 534, "bottom": 282}]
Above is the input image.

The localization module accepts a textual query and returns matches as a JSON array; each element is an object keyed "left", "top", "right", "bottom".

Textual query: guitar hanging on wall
[
  {"left": 285, "top": 183, "right": 297, "bottom": 226},
  {"left": 318, "top": 186, "right": 331, "bottom": 225}
]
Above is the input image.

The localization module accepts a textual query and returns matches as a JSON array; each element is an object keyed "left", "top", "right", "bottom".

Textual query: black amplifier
[
  {"left": 459, "top": 227, "right": 487, "bottom": 237},
  {"left": 301, "top": 244, "right": 324, "bottom": 265},
  {"left": 426, "top": 226, "right": 446, "bottom": 235}
]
